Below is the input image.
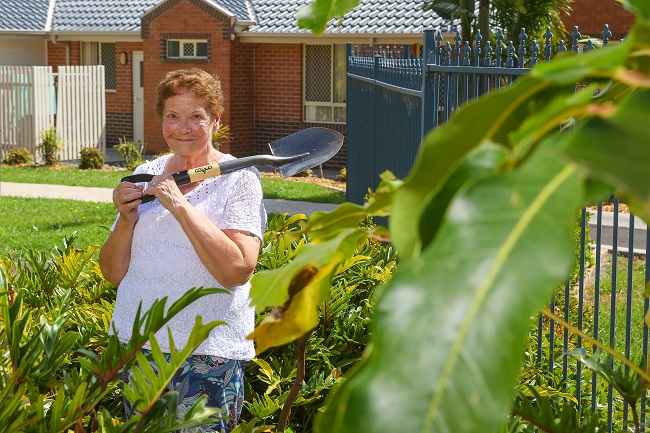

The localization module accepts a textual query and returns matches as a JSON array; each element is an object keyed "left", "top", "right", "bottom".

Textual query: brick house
[
  {"left": 1, "top": 0, "right": 457, "bottom": 169},
  {"left": 0, "top": 0, "right": 636, "bottom": 169},
  {"left": 561, "top": 0, "right": 634, "bottom": 40}
]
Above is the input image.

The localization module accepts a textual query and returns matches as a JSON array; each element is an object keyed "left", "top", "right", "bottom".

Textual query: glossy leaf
[
  {"left": 418, "top": 141, "right": 508, "bottom": 253},
  {"left": 292, "top": 172, "right": 397, "bottom": 245},
  {"left": 122, "top": 317, "right": 223, "bottom": 416},
  {"left": 559, "top": 89, "right": 650, "bottom": 221},
  {"left": 391, "top": 27, "right": 643, "bottom": 263},
  {"left": 317, "top": 143, "right": 584, "bottom": 433},
  {"left": 295, "top": 0, "right": 360, "bottom": 35},
  {"left": 391, "top": 76, "right": 559, "bottom": 261},
  {"left": 249, "top": 229, "right": 369, "bottom": 353}
]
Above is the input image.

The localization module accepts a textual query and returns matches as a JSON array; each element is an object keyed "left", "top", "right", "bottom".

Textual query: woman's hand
[
  {"left": 113, "top": 181, "right": 144, "bottom": 226},
  {"left": 145, "top": 174, "right": 190, "bottom": 214}
]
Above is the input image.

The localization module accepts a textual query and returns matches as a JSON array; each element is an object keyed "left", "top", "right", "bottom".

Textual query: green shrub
[
  {"left": 0, "top": 234, "right": 225, "bottom": 432},
  {"left": 79, "top": 147, "right": 106, "bottom": 169},
  {"left": 2, "top": 147, "right": 33, "bottom": 165},
  {"left": 292, "top": 169, "right": 313, "bottom": 178},
  {"left": 244, "top": 213, "right": 397, "bottom": 432},
  {"left": 212, "top": 123, "right": 231, "bottom": 150},
  {"left": 37, "top": 126, "right": 63, "bottom": 166},
  {"left": 114, "top": 140, "right": 144, "bottom": 171},
  {"left": 337, "top": 167, "right": 346, "bottom": 181}
]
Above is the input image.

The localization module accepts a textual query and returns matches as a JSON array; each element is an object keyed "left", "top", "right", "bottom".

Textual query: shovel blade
[{"left": 269, "top": 127, "right": 343, "bottom": 177}]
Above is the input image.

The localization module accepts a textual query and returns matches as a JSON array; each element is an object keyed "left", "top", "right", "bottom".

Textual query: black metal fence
[{"left": 346, "top": 25, "right": 649, "bottom": 431}]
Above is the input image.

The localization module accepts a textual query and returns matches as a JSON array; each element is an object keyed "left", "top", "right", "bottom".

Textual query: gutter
[{"left": 237, "top": 32, "right": 453, "bottom": 45}]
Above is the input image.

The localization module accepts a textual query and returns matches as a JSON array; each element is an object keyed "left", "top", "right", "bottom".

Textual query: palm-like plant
[
  {"left": 423, "top": 0, "right": 480, "bottom": 45},
  {"left": 424, "top": 0, "right": 571, "bottom": 45},
  {"left": 491, "top": 0, "right": 572, "bottom": 43}
]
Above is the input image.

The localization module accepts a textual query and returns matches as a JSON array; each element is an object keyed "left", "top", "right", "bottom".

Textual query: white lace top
[{"left": 110, "top": 153, "right": 266, "bottom": 360}]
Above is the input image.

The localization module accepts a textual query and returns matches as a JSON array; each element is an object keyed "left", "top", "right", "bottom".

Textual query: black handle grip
[
  {"left": 121, "top": 171, "right": 191, "bottom": 205},
  {"left": 121, "top": 173, "right": 154, "bottom": 183},
  {"left": 139, "top": 194, "right": 156, "bottom": 204}
]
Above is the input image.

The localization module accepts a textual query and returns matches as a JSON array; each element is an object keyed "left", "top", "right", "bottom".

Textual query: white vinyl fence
[
  {"left": 0, "top": 65, "right": 105, "bottom": 163},
  {"left": 56, "top": 66, "right": 106, "bottom": 160},
  {"left": 0, "top": 66, "right": 55, "bottom": 161}
]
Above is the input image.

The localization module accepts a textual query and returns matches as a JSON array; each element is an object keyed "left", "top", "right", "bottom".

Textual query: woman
[{"left": 99, "top": 68, "right": 266, "bottom": 432}]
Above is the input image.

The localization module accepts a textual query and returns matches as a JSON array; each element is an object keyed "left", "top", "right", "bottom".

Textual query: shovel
[{"left": 121, "top": 127, "right": 343, "bottom": 204}]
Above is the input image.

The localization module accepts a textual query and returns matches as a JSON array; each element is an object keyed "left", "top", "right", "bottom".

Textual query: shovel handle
[
  {"left": 121, "top": 163, "right": 225, "bottom": 204},
  {"left": 121, "top": 171, "right": 186, "bottom": 204},
  {"left": 120, "top": 153, "right": 309, "bottom": 205}
]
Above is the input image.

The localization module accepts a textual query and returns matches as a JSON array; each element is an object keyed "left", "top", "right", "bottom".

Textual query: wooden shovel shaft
[{"left": 180, "top": 163, "right": 222, "bottom": 184}]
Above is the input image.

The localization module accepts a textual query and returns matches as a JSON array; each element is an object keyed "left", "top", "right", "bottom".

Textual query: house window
[
  {"left": 167, "top": 40, "right": 208, "bottom": 59},
  {"left": 81, "top": 42, "right": 116, "bottom": 90},
  {"left": 304, "top": 44, "right": 346, "bottom": 123}
]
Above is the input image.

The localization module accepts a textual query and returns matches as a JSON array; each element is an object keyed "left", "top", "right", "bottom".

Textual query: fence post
[{"left": 421, "top": 29, "right": 436, "bottom": 140}]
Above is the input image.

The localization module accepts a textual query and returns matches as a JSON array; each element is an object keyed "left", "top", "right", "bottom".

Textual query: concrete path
[
  {"left": 0, "top": 182, "right": 339, "bottom": 217},
  {"left": 1, "top": 182, "right": 645, "bottom": 254},
  {"left": 587, "top": 210, "right": 647, "bottom": 255}
]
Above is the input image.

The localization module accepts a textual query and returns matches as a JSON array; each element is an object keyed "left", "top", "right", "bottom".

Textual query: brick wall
[
  {"left": 253, "top": 44, "right": 303, "bottom": 123},
  {"left": 251, "top": 44, "right": 303, "bottom": 159},
  {"left": 250, "top": 44, "right": 347, "bottom": 170},
  {"left": 229, "top": 40, "right": 255, "bottom": 157},
  {"left": 106, "top": 41, "right": 144, "bottom": 146},
  {"left": 561, "top": 0, "right": 634, "bottom": 39},
  {"left": 141, "top": 0, "right": 234, "bottom": 155},
  {"left": 46, "top": 41, "right": 81, "bottom": 73},
  {"left": 106, "top": 111, "right": 133, "bottom": 145}
]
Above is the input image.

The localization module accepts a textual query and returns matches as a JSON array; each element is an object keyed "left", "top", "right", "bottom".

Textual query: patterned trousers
[{"left": 121, "top": 349, "right": 245, "bottom": 433}]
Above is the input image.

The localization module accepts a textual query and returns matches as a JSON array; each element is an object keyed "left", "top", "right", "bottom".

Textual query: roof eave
[
  {"left": 50, "top": 30, "right": 143, "bottom": 42},
  {"left": 233, "top": 20, "right": 256, "bottom": 32},
  {"left": 0, "top": 30, "right": 48, "bottom": 38},
  {"left": 237, "top": 31, "right": 455, "bottom": 44}
]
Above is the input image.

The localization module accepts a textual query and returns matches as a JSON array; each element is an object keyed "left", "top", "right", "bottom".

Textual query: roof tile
[
  {"left": 0, "top": 0, "right": 457, "bottom": 35},
  {"left": 247, "top": 0, "right": 455, "bottom": 35},
  {"left": 0, "top": 0, "right": 50, "bottom": 31}
]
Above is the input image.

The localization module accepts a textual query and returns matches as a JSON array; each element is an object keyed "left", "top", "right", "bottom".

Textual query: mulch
[{"left": 260, "top": 172, "right": 346, "bottom": 192}]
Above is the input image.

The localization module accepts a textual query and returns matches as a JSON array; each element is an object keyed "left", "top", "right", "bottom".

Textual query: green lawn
[
  {"left": 1, "top": 165, "right": 128, "bottom": 187},
  {"left": 0, "top": 196, "right": 116, "bottom": 255},
  {"left": 0, "top": 164, "right": 345, "bottom": 204},
  {"left": 0, "top": 164, "right": 345, "bottom": 256}
]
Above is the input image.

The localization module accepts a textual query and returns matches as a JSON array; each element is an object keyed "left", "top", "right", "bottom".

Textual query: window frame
[
  {"left": 303, "top": 43, "right": 346, "bottom": 124},
  {"left": 166, "top": 39, "right": 209, "bottom": 60}
]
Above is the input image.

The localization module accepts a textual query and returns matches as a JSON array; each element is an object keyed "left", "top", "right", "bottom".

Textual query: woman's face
[{"left": 161, "top": 89, "right": 219, "bottom": 159}]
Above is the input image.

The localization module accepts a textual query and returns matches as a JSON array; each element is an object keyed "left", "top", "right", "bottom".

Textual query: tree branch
[{"left": 277, "top": 331, "right": 312, "bottom": 432}]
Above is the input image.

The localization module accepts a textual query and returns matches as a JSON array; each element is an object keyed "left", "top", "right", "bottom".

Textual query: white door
[{"left": 132, "top": 51, "right": 144, "bottom": 144}]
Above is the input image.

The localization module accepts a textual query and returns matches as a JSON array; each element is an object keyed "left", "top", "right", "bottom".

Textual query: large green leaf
[
  {"left": 295, "top": 0, "right": 360, "bottom": 35},
  {"left": 392, "top": 30, "right": 637, "bottom": 263},
  {"left": 317, "top": 141, "right": 584, "bottom": 433},
  {"left": 624, "top": 0, "right": 650, "bottom": 20},
  {"left": 418, "top": 142, "right": 509, "bottom": 253},
  {"left": 560, "top": 89, "right": 650, "bottom": 221},
  {"left": 391, "top": 76, "right": 557, "bottom": 261},
  {"left": 249, "top": 228, "right": 369, "bottom": 353}
]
